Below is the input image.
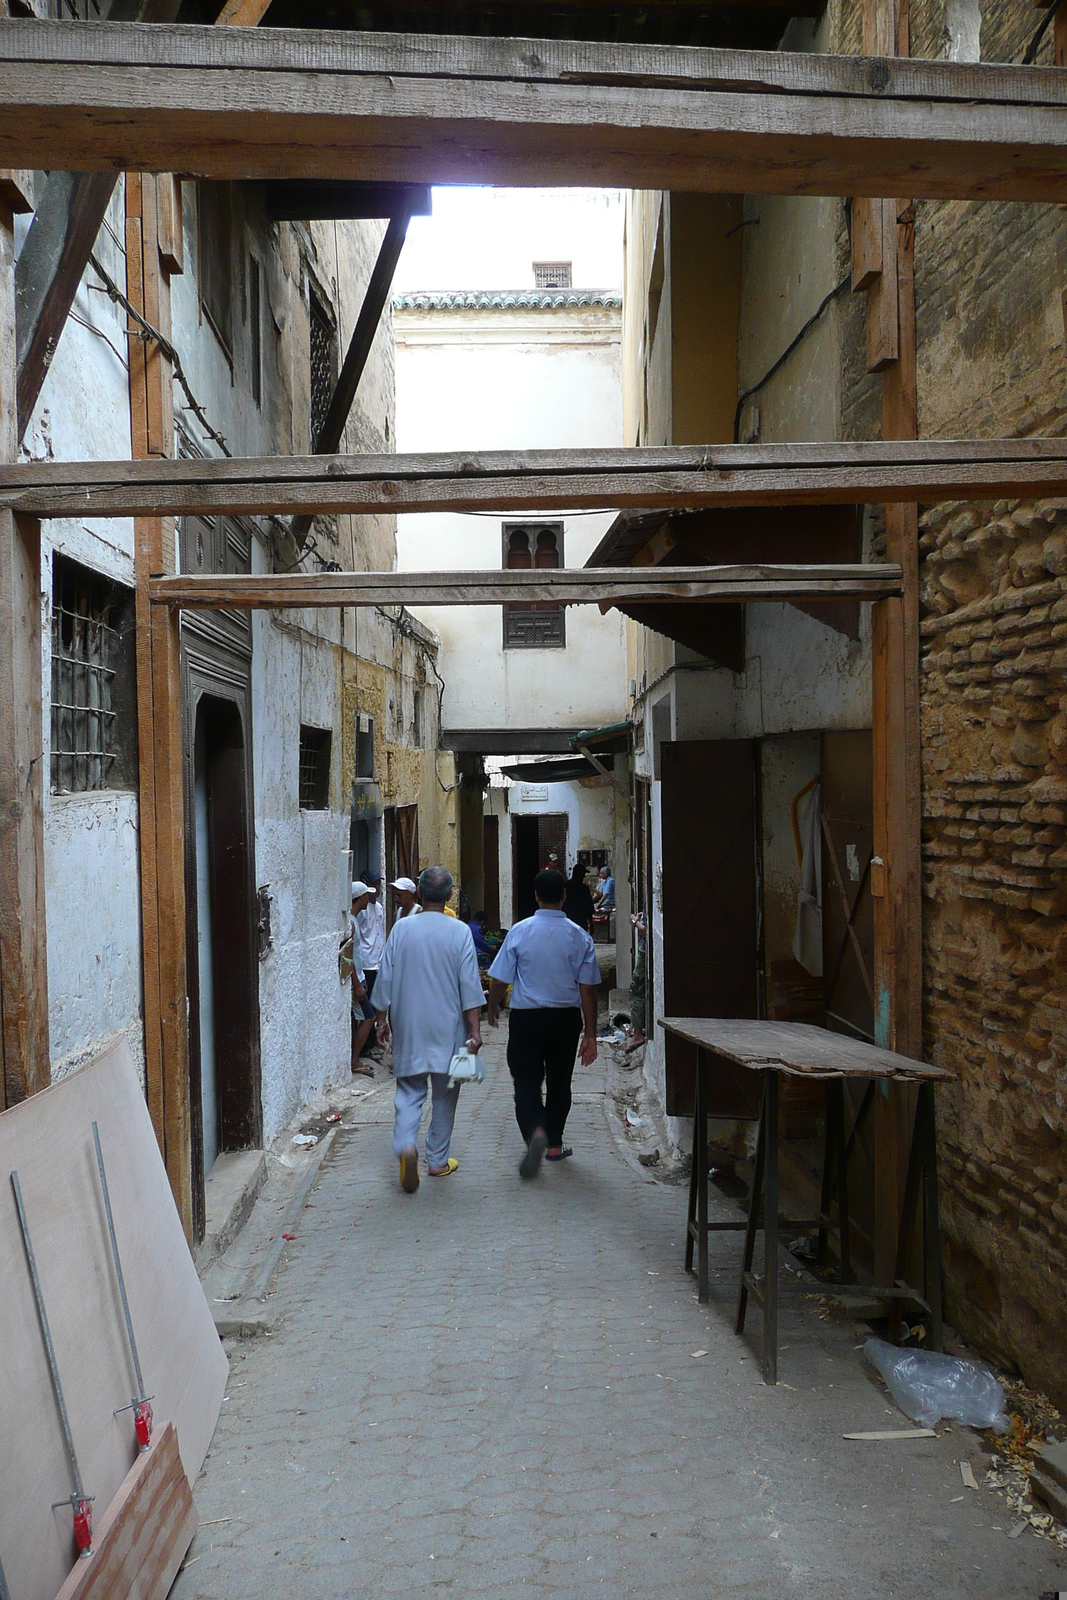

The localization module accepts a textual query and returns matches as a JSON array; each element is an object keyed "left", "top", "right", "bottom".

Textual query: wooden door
[
  {"left": 661, "top": 740, "right": 759, "bottom": 1117},
  {"left": 483, "top": 814, "right": 500, "bottom": 928}
]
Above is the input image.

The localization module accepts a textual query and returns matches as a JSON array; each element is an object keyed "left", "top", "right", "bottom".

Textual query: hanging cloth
[{"left": 791, "top": 778, "right": 823, "bottom": 978}]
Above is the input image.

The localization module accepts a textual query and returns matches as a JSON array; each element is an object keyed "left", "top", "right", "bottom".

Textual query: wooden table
[{"left": 659, "top": 1018, "right": 953, "bottom": 1386}]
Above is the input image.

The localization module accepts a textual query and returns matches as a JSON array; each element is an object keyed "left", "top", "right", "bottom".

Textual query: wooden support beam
[
  {"left": 148, "top": 563, "right": 902, "bottom": 611},
  {"left": 0, "top": 24, "right": 1066, "bottom": 199},
  {"left": 2, "top": 438, "right": 1067, "bottom": 520},
  {"left": 0, "top": 196, "right": 48, "bottom": 1110},
  {"left": 290, "top": 206, "right": 414, "bottom": 546},
  {"left": 126, "top": 172, "right": 192, "bottom": 1239},
  {"left": 861, "top": 0, "right": 924, "bottom": 1292}
]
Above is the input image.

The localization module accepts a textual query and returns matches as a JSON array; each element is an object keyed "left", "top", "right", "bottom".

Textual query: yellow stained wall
[{"left": 670, "top": 193, "right": 742, "bottom": 447}]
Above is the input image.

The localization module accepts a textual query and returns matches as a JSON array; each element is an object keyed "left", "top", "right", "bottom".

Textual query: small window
[
  {"left": 502, "top": 522, "right": 565, "bottom": 650},
  {"left": 355, "top": 713, "right": 375, "bottom": 779},
  {"left": 309, "top": 288, "right": 336, "bottom": 449},
  {"left": 533, "top": 262, "right": 572, "bottom": 289},
  {"left": 50, "top": 555, "right": 137, "bottom": 794},
  {"left": 298, "top": 726, "right": 332, "bottom": 810},
  {"left": 198, "top": 182, "right": 234, "bottom": 358},
  {"left": 249, "top": 253, "right": 262, "bottom": 407}
]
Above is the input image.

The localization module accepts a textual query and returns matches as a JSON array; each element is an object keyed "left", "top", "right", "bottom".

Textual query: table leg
[
  {"left": 735, "top": 1073, "right": 767, "bottom": 1338},
  {"left": 763, "top": 1070, "right": 779, "bottom": 1387},
  {"left": 835, "top": 1080, "right": 852, "bottom": 1285},
  {"left": 816, "top": 1079, "right": 836, "bottom": 1267},
  {"left": 920, "top": 1083, "right": 944, "bottom": 1352},
  {"left": 890, "top": 1092, "right": 925, "bottom": 1345},
  {"left": 696, "top": 1050, "right": 709, "bottom": 1304},
  {"left": 685, "top": 1059, "right": 699, "bottom": 1277}
]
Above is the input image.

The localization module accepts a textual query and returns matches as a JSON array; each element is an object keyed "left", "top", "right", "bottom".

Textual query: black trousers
[{"left": 506, "top": 1006, "right": 583, "bottom": 1148}]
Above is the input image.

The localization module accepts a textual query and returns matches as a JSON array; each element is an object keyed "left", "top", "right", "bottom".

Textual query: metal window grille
[
  {"left": 50, "top": 561, "right": 120, "bottom": 794},
  {"left": 533, "top": 262, "right": 572, "bottom": 289},
  {"left": 309, "top": 291, "right": 335, "bottom": 449},
  {"left": 298, "top": 725, "right": 332, "bottom": 810}
]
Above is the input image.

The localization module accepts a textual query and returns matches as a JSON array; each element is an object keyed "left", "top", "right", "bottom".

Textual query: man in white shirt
[
  {"left": 390, "top": 876, "right": 420, "bottom": 919},
  {"left": 487, "top": 868, "right": 600, "bottom": 1179},
  {"left": 356, "top": 876, "right": 387, "bottom": 997},
  {"left": 348, "top": 881, "right": 376, "bottom": 1071},
  {"left": 374, "top": 865, "right": 484, "bottom": 1193}
]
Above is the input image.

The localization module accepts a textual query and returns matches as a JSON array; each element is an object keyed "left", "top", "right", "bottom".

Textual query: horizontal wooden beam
[
  {"left": 149, "top": 564, "right": 902, "bottom": 610},
  {"left": 0, "top": 23, "right": 1066, "bottom": 199},
  {"left": 4, "top": 439, "right": 1067, "bottom": 519}
]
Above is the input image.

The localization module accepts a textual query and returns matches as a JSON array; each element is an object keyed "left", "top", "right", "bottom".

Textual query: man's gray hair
[{"left": 418, "top": 864, "right": 453, "bottom": 905}]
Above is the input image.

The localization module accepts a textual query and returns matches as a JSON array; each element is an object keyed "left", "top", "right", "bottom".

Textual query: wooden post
[
  {"left": 860, "top": 0, "right": 923, "bottom": 1284},
  {"left": 0, "top": 196, "right": 49, "bottom": 1109},
  {"left": 126, "top": 172, "right": 191, "bottom": 1236}
]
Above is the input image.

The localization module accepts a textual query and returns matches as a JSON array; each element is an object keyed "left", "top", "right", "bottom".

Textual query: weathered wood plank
[
  {"left": 2, "top": 439, "right": 1067, "bottom": 518},
  {"left": 0, "top": 23, "right": 1065, "bottom": 198},
  {"left": 52, "top": 1423, "right": 196, "bottom": 1600},
  {"left": 0, "top": 198, "right": 48, "bottom": 1111},
  {"left": 148, "top": 564, "right": 903, "bottom": 611},
  {"left": 127, "top": 172, "right": 192, "bottom": 1240}
]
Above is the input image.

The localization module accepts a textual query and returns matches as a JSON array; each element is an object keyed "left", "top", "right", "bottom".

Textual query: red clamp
[
  {"left": 73, "top": 1498, "right": 93, "bottom": 1555},
  {"left": 133, "top": 1399, "right": 153, "bottom": 1450}
]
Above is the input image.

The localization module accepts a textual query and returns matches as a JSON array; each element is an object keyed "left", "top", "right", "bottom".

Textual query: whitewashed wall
[
  {"left": 18, "top": 185, "right": 146, "bottom": 1082},
  {"left": 395, "top": 301, "right": 628, "bottom": 733}
]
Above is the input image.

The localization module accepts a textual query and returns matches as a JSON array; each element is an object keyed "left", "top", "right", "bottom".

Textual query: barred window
[
  {"left": 50, "top": 556, "right": 137, "bottom": 794},
  {"left": 299, "top": 725, "right": 332, "bottom": 810},
  {"left": 533, "top": 262, "right": 572, "bottom": 289}
]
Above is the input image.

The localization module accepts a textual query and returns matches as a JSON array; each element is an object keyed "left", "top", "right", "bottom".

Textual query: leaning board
[{"left": 0, "top": 1037, "right": 227, "bottom": 1600}]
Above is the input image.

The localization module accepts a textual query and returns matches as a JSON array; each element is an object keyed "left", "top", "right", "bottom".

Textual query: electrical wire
[
  {"left": 1022, "top": 6, "right": 1054, "bottom": 64},
  {"left": 732, "top": 273, "right": 852, "bottom": 443},
  {"left": 87, "top": 250, "right": 232, "bottom": 458}
]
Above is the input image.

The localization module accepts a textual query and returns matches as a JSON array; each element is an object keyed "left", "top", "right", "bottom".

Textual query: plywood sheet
[
  {"left": 0, "top": 1037, "right": 227, "bottom": 1600},
  {"left": 53, "top": 1423, "right": 197, "bottom": 1600}
]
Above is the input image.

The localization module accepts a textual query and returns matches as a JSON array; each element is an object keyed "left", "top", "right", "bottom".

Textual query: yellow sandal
[{"left": 429, "top": 1157, "right": 459, "bottom": 1177}]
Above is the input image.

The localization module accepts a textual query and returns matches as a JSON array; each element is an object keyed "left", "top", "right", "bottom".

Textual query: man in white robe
[{"left": 374, "top": 865, "right": 483, "bottom": 1193}]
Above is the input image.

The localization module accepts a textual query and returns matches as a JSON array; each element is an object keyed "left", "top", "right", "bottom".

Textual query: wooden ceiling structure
[{"left": 0, "top": 7, "right": 1061, "bottom": 1246}]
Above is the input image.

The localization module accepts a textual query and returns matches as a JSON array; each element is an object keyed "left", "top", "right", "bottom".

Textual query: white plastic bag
[
  {"left": 447, "top": 1045, "right": 484, "bottom": 1088},
  {"left": 864, "top": 1337, "right": 1011, "bottom": 1432}
]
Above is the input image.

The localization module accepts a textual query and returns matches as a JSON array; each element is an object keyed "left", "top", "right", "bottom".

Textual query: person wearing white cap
[
  {"left": 349, "top": 881, "right": 377, "bottom": 1069},
  {"left": 373, "top": 865, "right": 483, "bottom": 1192},
  {"left": 390, "top": 877, "right": 420, "bottom": 919}
]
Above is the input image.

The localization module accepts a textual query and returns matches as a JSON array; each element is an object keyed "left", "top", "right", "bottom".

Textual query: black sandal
[{"left": 545, "top": 1146, "right": 573, "bottom": 1162}]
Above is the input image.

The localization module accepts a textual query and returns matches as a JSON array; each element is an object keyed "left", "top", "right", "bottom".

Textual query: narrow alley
[{"left": 172, "top": 1038, "right": 1061, "bottom": 1599}]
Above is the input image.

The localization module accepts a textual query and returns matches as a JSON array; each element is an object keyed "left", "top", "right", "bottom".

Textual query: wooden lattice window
[
  {"left": 503, "top": 522, "right": 565, "bottom": 650},
  {"left": 50, "top": 556, "right": 136, "bottom": 794},
  {"left": 309, "top": 289, "right": 336, "bottom": 449}
]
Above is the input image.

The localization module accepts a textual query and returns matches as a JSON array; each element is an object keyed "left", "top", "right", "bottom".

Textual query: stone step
[
  {"left": 1036, "top": 1438, "right": 1067, "bottom": 1494},
  {"left": 1031, "top": 1464, "right": 1067, "bottom": 1524}
]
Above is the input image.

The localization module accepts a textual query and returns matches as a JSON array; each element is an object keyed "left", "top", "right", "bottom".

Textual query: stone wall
[{"left": 904, "top": 1, "right": 1067, "bottom": 1405}]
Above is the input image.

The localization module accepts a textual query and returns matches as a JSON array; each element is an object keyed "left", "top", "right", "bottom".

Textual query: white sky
[{"left": 392, "top": 187, "right": 624, "bottom": 294}]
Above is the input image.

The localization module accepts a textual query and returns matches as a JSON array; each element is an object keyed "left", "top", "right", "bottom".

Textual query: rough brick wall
[{"left": 833, "top": 0, "right": 1067, "bottom": 1402}]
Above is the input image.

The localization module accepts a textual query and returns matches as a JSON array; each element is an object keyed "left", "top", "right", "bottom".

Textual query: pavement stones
[{"left": 173, "top": 1036, "right": 1066, "bottom": 1599}]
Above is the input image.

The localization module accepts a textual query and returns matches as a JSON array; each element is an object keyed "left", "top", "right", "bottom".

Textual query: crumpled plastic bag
[{"left": 864, "top": 1337, "right": 1011, "bottom": 1432}]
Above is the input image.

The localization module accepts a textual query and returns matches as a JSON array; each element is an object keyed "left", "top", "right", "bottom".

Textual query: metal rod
[
  {"left": 10, "top": 1170, "right": 86, "bottom": 1499},
  {"left": 92, "top": 1120, "right": 146, "bottom": 1401}
]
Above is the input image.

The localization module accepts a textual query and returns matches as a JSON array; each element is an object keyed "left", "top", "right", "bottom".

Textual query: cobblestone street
[{"left": 174, "top": 1038, "right": 1065, "bottom": 1600}]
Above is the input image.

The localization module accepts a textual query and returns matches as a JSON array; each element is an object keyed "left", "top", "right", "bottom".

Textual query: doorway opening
[
  {"left": 511, "top": 811, "right": 568, "bottom": 922},
  {"left": 189, "top": 695, "right": 260, "bottom": 1198}
]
